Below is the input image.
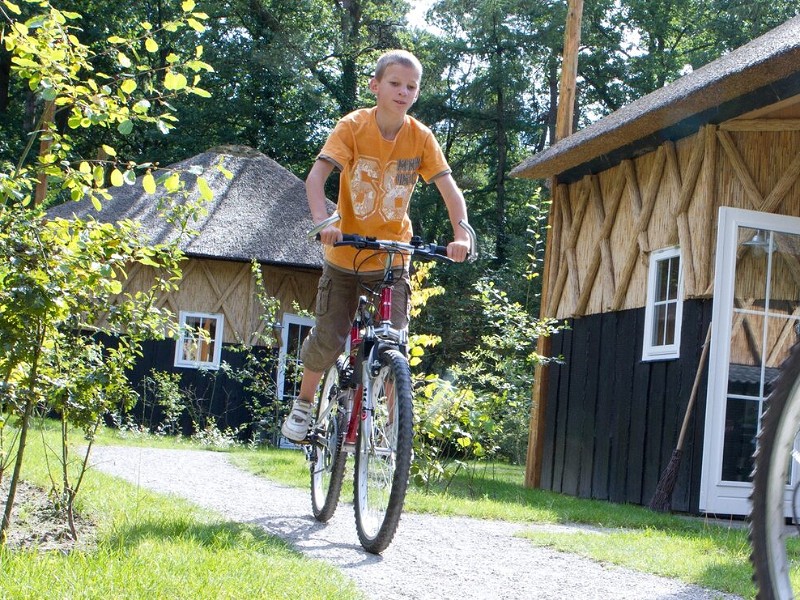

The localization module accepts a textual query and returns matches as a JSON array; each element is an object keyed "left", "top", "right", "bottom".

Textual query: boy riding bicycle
[{"left": 281, "top": 49, "right": 471, "bottom": 443}]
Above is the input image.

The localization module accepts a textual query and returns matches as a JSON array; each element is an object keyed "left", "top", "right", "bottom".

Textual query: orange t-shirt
[{"left": 318, "top": 107, "right": 451, "bottom": 272}]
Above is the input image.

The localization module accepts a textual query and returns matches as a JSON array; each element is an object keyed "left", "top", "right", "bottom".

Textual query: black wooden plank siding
[
  {"left": 608, "top": 308, "right": 637, "bottom": 504},
  {"left": 550, "top": 325, "right": 573, "bottom": 492},
  {"left": 92, "top": 334, "right": 280, "bottom": 440},
  {"left": 540, "top": 299, "right": 712, "bottom": 513},
  {"left": 540, "top": 328, "right": 564, "bottom": 490},
  {"left": 562, "top": 312, "right": 590, "bottom": 496},
  {"left": 592, "top": 311, "right": 617, "bottom": 499},
  {"left": 577, "top": 315, "right": 600, "bottom": 498}
]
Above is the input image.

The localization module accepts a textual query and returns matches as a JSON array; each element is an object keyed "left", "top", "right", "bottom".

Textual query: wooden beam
[
  {"left": 575, "top": 170, "right": 624, "bottom": 315},
  {"left": 720, "top": 119, "right": 800, "bottom": 132},
  {"left": 761, "top": 148, "right": 800, "bottom": 214},
  {"left": 717, "top": 129, "right": 763, "bottom": 211},
  {"left": 700, "top": 126, "right": 718, "bottom": 295},
  {"left": 611, "top": 146, "right": 667, "bottom": 310}
]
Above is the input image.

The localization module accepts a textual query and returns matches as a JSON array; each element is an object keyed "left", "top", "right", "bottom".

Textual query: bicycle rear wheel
[
  {"left": 353, "top": 348, "right": 413, "bottom": 554},
  {"left": 751, "top": 342, "right": 800, "bottom": 599},
  {"left": 310, "top": 359, "right": 348, "bottom": 522}
]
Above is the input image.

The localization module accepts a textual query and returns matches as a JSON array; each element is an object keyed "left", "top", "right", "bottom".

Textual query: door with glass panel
[{"left": 700, "top": 208, "right": 800, "bottom": 516}]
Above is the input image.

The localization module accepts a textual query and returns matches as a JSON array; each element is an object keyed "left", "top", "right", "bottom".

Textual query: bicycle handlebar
[
  {"left": 335, "top": 234, "right": 452, "bottom": 263},
  {"left": 307, "top": 213, "right": 478, "bottom": 263}
]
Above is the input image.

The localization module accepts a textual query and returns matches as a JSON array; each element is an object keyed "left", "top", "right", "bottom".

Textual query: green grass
[
  {"left": 0, "top": 428, "right": 362, "bottom": 600},
  {"left": 231, "top": 447, "right": 761, "bottom": 598},
  {"left": 3, "top": 425, "right": 770, "bottom": 598}
]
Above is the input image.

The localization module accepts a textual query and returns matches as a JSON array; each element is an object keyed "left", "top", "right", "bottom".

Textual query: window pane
[
  {"left": 666, "top": 257, "right": 679, "bottom": 300},
  {"left": 655, "top": 258, "right": 669, "bottom": 302},
  {"left": 664, "top": 303, "right": 676, "bottom": 345},
  {"left": 653, "top": 304, "right": 667, "bottom": 346},
  {"left": 721, "top": 397, "right": 759, "bottom": 482},
  {"left": 183, "top": 336, "right": 199, "bottom": 362},
  {"left": 649, "top": 253, "right": 681, "bottom": 351}
]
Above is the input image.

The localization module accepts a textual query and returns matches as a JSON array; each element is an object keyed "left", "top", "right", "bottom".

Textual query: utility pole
[{"left": 525, "top": 0, "right": 583, "bottom": 488}]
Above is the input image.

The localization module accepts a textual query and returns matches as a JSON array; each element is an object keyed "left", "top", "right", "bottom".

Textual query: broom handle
[{"left": 675, "top": 323, "right": 713, "bottom": 451}]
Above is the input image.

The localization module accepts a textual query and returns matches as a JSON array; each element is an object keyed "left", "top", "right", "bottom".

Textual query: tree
[
  {"left": 0, "top": 0, "right": 213, "bottom": 543},
  {"left": 578, "top": 0, "right": 800, "bottom": 119}
]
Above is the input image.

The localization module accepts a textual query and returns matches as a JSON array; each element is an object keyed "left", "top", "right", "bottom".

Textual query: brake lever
[
  {"left": 307, "top": 213, "right": 341, "bottom": 241},
  {"left": 458, "top": 220, "right": 478, "bottom": 262}
]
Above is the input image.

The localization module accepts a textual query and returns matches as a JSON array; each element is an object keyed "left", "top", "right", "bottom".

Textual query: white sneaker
[{"left": 281, "top": 398, "right": 314, "bottom": 443}]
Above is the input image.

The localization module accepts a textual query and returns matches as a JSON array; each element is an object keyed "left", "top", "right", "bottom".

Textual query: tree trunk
[
  {"left": 1, "top": 394, "right": 36, "bottom": 545},
  {"left": 0, "top": 49, "right": 11, "bottom": 114},
  {"left": 493, "top": 78, "right": 508, "bottom": 263},
  {"left": 0, "top": 332, "right": 42, "bottom": 544},
  {"left": 337, "top": 0, "right": 362, "bottom": 114}
]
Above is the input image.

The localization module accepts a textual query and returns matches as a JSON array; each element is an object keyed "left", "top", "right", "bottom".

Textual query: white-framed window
[
  {"left": 276, "top": 313, "right": 315, "bottom": 448},
  {"left": 642, "top": 247, "right": 683, "bottom": 361},
  {"left": 174, "top": 311, "right": 224, "bottom": 369},
  {"left": 276, "top": 313, "right": 315, "bottom": 404}
]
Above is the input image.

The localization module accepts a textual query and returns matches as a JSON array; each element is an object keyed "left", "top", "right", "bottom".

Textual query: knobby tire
[
  {"left": 353, "top": 348, "right": 413, "bottom": 554},
  {"left": 751, "top": 341, "right": 800, "bottom": 599},
  {"left": 310, "top": 359, "right": 348, "bottom": 522}
]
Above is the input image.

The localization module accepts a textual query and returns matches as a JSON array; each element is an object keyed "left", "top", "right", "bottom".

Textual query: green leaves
[
  {"left": 164, "top": 70, "right": 188, "bottom": 91},
  {"left": 109, "top": 168, "right": 124, "bottom": 187},
  {"left": 120, "top": 78, "right": 137, "bottom": 94},
  {"left": 142, "top": 171, "right": 156, "bottom": 194},
  {"left": 197, "top": 176, "right": 213, "bottom": 202},
  {"left": 3, "top": 1, "right": 21, "bottom": 16},
  {"left": 117, "top": 119, "right": 134, "bottom": 135}
]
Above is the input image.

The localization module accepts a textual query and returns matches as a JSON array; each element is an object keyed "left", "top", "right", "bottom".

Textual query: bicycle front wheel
[
  {"left": 353, "top": 348, "right": 413, "bottom": 554},
  {"left": 751, "top": 342, "right": 800, "bottom": 599},
  {"left": 310, "top": 359, "right": 348, "bottom": 522}
]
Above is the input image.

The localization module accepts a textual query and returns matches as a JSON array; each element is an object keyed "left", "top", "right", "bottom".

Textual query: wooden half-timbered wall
[
  {"left": 533, "top": 94, "right": 800, "bottom": 510},
  {"left": 546, "top": 96, "right": 800, "bottom": 319},
  {"left": 92, "top": 257, "right": 321, "bottom": 437},
  {"left": 98, "top": 257, "right": 320, "bottom": 346}
]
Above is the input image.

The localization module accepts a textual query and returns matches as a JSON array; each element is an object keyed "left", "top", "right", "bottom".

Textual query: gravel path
[{"left": 90, "top": 446, "right": 741, "bottom": 600}]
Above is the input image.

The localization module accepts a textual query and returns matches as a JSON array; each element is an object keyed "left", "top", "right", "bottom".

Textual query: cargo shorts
[{"left": 300, "top": 262, "right": 411, "bottom": 373}]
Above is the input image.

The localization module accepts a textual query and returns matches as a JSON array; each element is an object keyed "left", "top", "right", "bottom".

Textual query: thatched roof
[
  {"left": 511, "top": 15, "right": 800, "bottom": 183},
  {"left": 48, "top": 145, "right": 332, "bottom": 269}
]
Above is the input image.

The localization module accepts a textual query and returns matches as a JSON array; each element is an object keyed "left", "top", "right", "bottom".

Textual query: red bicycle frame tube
[
  {"left": 344, "top": 284, "right": 393, "bottom": 445},
  {"left": 380, "top": 285, "right": 393, "bottom": 322}
]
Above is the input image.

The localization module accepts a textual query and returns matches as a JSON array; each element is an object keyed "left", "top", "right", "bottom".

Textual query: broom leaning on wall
[{"left": 648, "top": 323, "right": 712, "bottom": 512}]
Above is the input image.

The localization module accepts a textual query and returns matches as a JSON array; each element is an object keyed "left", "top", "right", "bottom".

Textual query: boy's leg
[{"left": 281, "top": 266, "right": 359, "bottom": 443}]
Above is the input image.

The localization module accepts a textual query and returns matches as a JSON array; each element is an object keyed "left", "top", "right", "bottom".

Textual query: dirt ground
[{"left": 0, "top": 478, "right": 95, "bottom": 552}]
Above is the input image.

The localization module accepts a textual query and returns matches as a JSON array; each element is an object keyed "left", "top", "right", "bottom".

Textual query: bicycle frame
[{"left": 341, "top": 261, "right": 405, "bottom": 449}]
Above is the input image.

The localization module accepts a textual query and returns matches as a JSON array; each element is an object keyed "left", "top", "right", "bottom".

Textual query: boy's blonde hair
[{"left": 374, "top": 49, "right": 423, "bottom": 80}]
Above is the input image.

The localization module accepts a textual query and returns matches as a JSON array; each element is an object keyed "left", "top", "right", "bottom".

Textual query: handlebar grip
[{"left": 433, "top": 244, "right": 448, "bottom": 257}]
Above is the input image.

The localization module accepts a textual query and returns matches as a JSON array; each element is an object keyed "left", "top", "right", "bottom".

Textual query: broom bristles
[{"left": 648, "top": 448, "right": 683, "bottom": 512}]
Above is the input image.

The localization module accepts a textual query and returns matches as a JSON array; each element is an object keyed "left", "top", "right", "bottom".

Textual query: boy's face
[{"left": 369, "top": 63, "right": 421, "bottom": 117}]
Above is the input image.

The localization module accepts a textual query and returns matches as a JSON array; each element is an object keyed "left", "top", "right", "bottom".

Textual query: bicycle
[
  {"left": 751, "top": 341, "right": 800, "bottom": 598},
  {"left": 301, "top": 213, "right": 476, "bottom": 554}
]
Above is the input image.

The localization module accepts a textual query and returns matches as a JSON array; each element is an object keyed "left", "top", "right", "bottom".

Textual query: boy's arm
[
  {"left": 434, "top": 173, "right": 471, "bottom": 262},
  {"left": 306, "top": 159, "right": 342, "bottom": 245}
]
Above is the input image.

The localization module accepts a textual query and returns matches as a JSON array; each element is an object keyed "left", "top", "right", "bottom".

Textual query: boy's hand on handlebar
[
  {"left": 447, "top": 240, "right": 470, "bottom": 262},
  {"left": 317, "top": 224, "right": 343, "bottom": 246}
]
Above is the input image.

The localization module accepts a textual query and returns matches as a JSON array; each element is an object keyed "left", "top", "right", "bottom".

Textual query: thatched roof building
[
  {"left": 49, "top": 145, "right": 331, "bottom": 348},
  {"left": 47, "top": 145, "right": 333, "bottom": 439},
  {"left": 49, "top": 144, "right": 327, "bottom": 269},
  {"left": 513, "top": 16, "right": 800, "bottom": 516}
]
